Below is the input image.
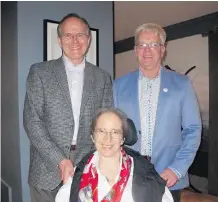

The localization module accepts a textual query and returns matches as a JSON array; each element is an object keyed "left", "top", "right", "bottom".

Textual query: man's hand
[
  {"left": 58, "top": 159, "right": 74, "bottom": 184},
  {"left": 160, "top": 168, "right": 179, "bottom": 187}
]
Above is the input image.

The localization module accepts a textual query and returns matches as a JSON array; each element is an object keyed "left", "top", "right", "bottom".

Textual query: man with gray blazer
[{"left": 23, "top": 13, "right": 113, "bottom": 202}]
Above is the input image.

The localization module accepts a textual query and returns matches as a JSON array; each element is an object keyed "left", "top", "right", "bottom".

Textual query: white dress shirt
[
  {"left": 138, "top": 70, "right": 160, "bottom": 156},
  {"left": 63, "top": 55, "right": 85, "bottom": 145},
  {"left": 55, "top": 152, "right": 174, "bottom": 202}
]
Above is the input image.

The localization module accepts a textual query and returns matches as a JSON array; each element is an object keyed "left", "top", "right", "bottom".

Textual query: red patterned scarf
[{"left": 78, "top": 149, "right": 132, "bottom": 202}]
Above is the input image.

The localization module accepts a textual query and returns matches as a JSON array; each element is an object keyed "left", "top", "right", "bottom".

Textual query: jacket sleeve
[
  {"left": 168, "top": 79, "right": 202, "bottom": 178},
  {"left": 23, "top": 65, "right": 66, "bottom": 171},
  {"left": 101, "top": 72, "right": 114, "bottom": 108}
]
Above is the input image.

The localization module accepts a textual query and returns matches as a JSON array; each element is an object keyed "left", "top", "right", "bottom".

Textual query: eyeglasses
[
  {"left": 61, "top": 32, "right": 88, "bottom": 41},
  {"left": 93, "top": 128, "right": 123, "bottom": 139},
  {"left": 136, "top": 42, "right": 163, "bottom": 50}
]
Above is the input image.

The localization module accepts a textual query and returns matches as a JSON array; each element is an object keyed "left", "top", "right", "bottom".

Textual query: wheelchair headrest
[{"left": 124, "top": 118, "right": 138, "bottom": 146}]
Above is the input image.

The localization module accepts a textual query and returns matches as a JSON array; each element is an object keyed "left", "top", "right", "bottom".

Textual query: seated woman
[{"left": 56, "top": 107, "right": 173, "bottom": 202}]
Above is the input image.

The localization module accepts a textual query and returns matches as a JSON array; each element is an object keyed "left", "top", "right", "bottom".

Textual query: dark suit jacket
[{"left": 23, "top": 57, "right": 113, "bottom": 190}]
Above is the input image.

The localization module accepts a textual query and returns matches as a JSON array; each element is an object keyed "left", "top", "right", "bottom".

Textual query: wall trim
[
  {"left": 115, "top": 12, "right": 218, "bottom": 54},
  {"left": 1, "top": 179, "right": 13, "bottom": 202},
  {"left": 208, "top": 31, "right": 218, "bottom": 196}
]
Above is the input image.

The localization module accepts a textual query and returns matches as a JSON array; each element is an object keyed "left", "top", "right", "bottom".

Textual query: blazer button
[{"left": 65, "top": 145, "right": 70, "bottom": 150}]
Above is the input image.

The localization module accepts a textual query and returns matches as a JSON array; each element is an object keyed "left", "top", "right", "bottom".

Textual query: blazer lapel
[
  {"left": 129, "top": 71, "right": 140, "bottom": 129},
  {"left": 128, "top": 71, "right": 142, "bottom": 151},
  {"left": 52, "top": 57, "right": 73, "bottom": 115},
  {"left": 154, "top": 67, "right": 171, "bottom": 135},
  {"left": 79, "top": 62, "right": 94, "bottom": 122}
]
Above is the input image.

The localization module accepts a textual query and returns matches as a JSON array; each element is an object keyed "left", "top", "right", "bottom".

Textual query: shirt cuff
[
  {"left": 168, "top": 167, "right": 182, "bottom": 180},
  {"left": 55, "top": 177, "right": 72, "bottom": 202},
  {"left": 162, "top": 187, "right": 174, "bottom": 202}
]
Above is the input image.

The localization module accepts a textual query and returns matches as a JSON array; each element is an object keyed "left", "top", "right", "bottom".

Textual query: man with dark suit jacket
[{"left": 23, "top": 13, "right": 113, "bottom": 202}]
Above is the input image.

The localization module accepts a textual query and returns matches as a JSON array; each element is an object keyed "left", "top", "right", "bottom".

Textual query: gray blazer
[{"left": 23, "top": 57, "right": 113, "bottom": 190}]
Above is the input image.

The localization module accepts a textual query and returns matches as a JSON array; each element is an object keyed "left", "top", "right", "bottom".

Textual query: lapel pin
[{"left": 163, "top": 88, "right": 168, "bottom": 92}]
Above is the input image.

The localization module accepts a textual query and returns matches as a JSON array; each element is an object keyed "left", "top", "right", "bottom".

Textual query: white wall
[
  {"left": 115, "top": 50, "right": 138, "bottom": 78},
  {"left": 163, "top": 35, "right": 209, "bottom": 126}
]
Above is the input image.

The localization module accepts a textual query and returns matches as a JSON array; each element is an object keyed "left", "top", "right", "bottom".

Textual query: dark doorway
[{"left": 208, "top": 30, "right": 218, "bottom": 196}]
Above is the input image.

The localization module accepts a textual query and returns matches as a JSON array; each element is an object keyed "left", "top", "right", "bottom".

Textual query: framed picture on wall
[{"left": 43, "top": 19, "right": 99, "bottom": 66}]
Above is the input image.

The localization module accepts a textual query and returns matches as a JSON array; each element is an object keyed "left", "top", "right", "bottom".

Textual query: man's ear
[
  {"left": 161, "top": 45, "right": 166, "bottom": 58},
  {"left": 86, "top": 35, "right": 92, "bottom": 53},
  {"left": 134, "top": 46, "right": 137, "bottom": 55},
  {"left": 91, "top": 135, "right": 95, "bottom": 143},
  {"left": 57, "top": 37, "right": 62, "bottom": 49}
]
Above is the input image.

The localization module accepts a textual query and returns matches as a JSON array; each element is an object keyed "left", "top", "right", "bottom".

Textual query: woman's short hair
[
  {"left": 57, "top": 13, "right": 91, "bottom": 37},
  {"left": 134, "top": 23, "right": 166, "bottom": 45},
  {"left": 91, "top": 107, "right": 129, "bottom": 138}
]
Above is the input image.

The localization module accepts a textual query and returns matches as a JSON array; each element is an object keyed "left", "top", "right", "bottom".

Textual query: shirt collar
[
  {"left": 139, "top": 66, "right": 162, "bottom": 81},
  {"left": 62, "top": 54, "right": 85, "bottom": 73}
]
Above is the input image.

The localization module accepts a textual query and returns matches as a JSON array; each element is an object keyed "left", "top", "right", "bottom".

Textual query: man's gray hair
[
  {"left": 57, "top": 13, "right": 91, "bottom": 37},
  {"left": 91, "top": 107, "right": 129, "bottom": 138},
  {"left": 134, "top": 23, "right": 167, "bottom": 45}
]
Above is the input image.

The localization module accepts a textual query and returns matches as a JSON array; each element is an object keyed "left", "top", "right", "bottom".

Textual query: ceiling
[{"left": 114, "top": 1, "right": 218, "bottom": 41}]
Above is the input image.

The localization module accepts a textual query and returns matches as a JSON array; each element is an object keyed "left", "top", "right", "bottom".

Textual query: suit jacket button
[{"left": 65, "top": 145, "right": 70, "bottom": 150}]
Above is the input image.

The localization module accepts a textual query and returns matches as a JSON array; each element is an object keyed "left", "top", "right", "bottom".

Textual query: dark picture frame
[{"left": 43, "top": 19, "right": 99, "bottom": 66}]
